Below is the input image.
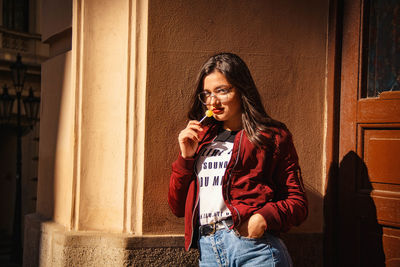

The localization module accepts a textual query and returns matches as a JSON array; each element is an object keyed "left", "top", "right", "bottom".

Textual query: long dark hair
[{"left": 188, "top": 52, "right": 286, "bottom": 148}]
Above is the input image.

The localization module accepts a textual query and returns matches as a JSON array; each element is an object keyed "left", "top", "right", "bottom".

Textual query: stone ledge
[
  {"left": 23, "top": 213, "right": 322, "bottom": 267},
  {"left": 25, "top": 213, "right": 186, "bottom": 248},
  {"left": 53, "top": 231, "right": 186, "bottom": 249},
  {"left": 23, "top": 213, "right": 198, "bottom": 267}
]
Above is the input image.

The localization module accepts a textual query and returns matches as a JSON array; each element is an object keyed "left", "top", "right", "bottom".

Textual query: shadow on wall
[
  {"left": 23, "top": 54, "right": 68, "bottom": 265},
  {"left": 281, "top": 185, "right": 324, "bottom": 267},
  {"left": 324, "top": 151, "right": 385, "bottom": 267}
]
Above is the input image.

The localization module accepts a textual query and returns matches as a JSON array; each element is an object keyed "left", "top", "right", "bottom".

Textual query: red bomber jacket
[{"left": 168, "top": 123, "right": 308, "bottom": 251}]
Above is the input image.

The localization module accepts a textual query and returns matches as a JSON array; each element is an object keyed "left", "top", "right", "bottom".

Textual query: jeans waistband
[{"left": 199, "top": 218, "right": 233, "bottom": 236}]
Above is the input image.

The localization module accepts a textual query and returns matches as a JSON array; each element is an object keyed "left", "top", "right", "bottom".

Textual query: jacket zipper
[
  {"left": 225, "top": 130, "right": 244, "bottom": 228},
  {"left": 187, "top": 136, "right": 216, "bottom": 249}
]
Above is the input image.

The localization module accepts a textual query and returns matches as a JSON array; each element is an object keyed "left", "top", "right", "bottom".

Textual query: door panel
[
  {"left": 383, "top": 228, "right": 400, "bottom": 267},
  {"left": 362, "top": 127, "right": 400, "bottom": 184},
  {"left": 358, "top": 95, "right": 400, "bottom": 123}
]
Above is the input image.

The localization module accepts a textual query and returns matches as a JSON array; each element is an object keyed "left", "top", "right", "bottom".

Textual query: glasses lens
[
  {"left": 218, "top": 94, "right": 228, "bottom": 103},
  {"left": 198, "top": 92, "right": 208, "bottom": 105},
  {"left": 198, "top": 89, "right": 231, "bottom": 105}
]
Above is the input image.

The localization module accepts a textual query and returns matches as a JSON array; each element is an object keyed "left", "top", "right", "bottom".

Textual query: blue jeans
[{"left": 198, "top": 227, "right": 292, "bottom": 267}]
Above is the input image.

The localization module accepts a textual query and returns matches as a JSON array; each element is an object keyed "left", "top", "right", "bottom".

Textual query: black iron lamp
[
  {"left": 10, "top": 54, "right": 27, "bottom": 94},
  {"left": 11, "top": 53, "right": 26, "bottom": 264},
  {"left": 23, "top": 87, "right": 40, "bottom": 127},
  {"left": 0, "top": 85, "right": 15, "bottom": 125},
  {"left": 9, "top": 54, "right": 32, "bottom": 265}
]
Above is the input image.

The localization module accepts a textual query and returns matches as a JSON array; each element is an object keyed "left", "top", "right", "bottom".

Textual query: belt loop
[{"left": 221, "top": 220, "right": 229, "bottom": 230}]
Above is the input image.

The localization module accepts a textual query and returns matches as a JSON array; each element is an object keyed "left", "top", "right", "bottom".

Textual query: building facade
[{"left": 0, "top": 0, "right": 48, "bottom": 264}]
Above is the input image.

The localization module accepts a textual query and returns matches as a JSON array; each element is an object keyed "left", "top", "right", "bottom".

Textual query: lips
[{"left": 212, "top": 108, "right": 224, "bottom": 114}]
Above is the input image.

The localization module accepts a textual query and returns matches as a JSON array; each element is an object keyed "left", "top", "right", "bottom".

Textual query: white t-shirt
[{"left": 196, "top": 129, "right": 238, "bottom": 225}]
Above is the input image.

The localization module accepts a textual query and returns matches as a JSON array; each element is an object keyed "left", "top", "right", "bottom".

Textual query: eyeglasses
[{"left": 198, "top": 87, "right": 233, "bottom": 105}]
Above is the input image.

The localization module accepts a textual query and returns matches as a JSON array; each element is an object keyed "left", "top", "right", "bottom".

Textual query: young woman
[{"left": 168, "top": 53, "right": 308, "bottom": 266}]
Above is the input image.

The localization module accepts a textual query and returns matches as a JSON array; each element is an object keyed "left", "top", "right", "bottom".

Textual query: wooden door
[{"left": 338, "top": 0, "right": 400, "bottom": 266}]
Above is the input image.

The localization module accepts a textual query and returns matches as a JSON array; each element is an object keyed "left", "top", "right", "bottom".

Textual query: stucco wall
[
  {"left": 25, "top": 0, "right": 329, "bottom": 266},
  {"left": 37, "top": 52, "right": 74, "bottom": 226},
  {"left": 36, "top": 0, "right": 73, "bottom": 228},
  {"left": 36, "top": 0, "right": 327, "bottom": 236},
  {"left": 143, "top": 0, "right": 328, "bottom": 234},
  {"left": 76, "top": 0, "right": 130, "bottom": 232},
  {"left": 38, "top": 0, "right": 132, "bottom": 232}
]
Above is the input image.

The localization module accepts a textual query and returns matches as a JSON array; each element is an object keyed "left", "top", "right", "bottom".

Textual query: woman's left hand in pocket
[{"left": 238, "top": 213, "right": 267, "bottom": 238}]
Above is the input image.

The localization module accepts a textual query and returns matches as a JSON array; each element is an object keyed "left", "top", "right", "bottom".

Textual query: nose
[{"left": 209, "top": 93, "right": 219, "bottom": 105}]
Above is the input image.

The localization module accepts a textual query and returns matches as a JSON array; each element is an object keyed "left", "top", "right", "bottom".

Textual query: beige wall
[
  {"left": 37, "top": 0, "right": 328, "bottom": 234},
  {"left": 144, "top": 0, "right": 328, "bottom": 234},
  {"left": 26, "top": 0, "right": 330, "bottom": 265},
  {"left": 37, "top": 52, "right": 74, "bottom": 225},
  {"left": 36, "top": 0, "right": 73, "bottom": 228},
  {"left": 38, "top": 0, "right": 328, "bottom": 239},
  {"left": 37, "top": 0, "right": 144, "bottom": 233},
  {"left": 77, "top": 0, "right": 130, "bottom": 231},
  {"left": 41, "top": 0, "right": 72, "bottom": 41}
]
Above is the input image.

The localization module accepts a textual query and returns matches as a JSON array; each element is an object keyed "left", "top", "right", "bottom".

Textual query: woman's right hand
[{"left": 178, "top": 120, "right": 203, "bottom": 159}]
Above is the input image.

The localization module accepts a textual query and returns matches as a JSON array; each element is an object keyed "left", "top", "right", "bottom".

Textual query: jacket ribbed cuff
[
  {"left": 173, "top": 154, "right": 195, "bottom": 174},
  {"left": 256, "top": 204, "right": 281, "bottom": 231}
]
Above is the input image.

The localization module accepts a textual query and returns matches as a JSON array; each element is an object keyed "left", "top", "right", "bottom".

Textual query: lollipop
[{"left": 199, "top": 109, "right": 213, "bottom": 123}]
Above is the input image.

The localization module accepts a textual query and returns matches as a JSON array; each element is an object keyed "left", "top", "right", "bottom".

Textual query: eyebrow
[{"left": 203, "top": 85, "right": 231, "bottom": 91}]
